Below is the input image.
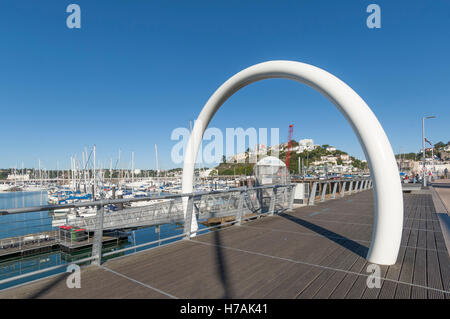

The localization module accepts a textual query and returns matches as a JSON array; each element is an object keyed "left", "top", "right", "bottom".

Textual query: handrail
[{"left": 0, "top": 183, "right": 292, "bottom": 215}]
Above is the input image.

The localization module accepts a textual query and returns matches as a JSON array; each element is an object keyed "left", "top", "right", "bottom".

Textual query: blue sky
[{"left": 0, "top": 0, "right": 449, "bottom": 170}]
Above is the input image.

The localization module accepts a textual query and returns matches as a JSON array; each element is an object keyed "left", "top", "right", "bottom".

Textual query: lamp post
[{"left": 422, "top": 115, "right": 436, "bottom": 187}]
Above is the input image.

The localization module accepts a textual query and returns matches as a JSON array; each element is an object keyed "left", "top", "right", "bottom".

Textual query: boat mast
[
  {"left": 132, "top": 151, "right": 135, "bottom": 184},
  {"left": 118, "top": 148, "right": 121, "bottom": 190},
  {"left": 155, "top": 144, "right": 159, "bottom": 191},
  {"left": 38, "top": 159, "right": 41, "bottom": 187},
  {"left": 93, "top": 145, "right": 96, "bottom": 197}
]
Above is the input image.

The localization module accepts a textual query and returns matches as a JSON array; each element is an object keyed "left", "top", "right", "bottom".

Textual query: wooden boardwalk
[{"left": 1, "top": 190, "right": 449, "bottom": 299}]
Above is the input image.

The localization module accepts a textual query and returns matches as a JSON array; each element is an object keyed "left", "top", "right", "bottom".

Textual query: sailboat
[{"left": 0, "top": 184, "right": 12, "bottom": 192}]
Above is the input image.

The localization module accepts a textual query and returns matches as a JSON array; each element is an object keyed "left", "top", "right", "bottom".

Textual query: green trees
[{"left": 214, "top": 143, "right": 371, "bottom": 176}]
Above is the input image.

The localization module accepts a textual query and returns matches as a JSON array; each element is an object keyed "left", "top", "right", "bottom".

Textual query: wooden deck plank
[
  {"left": 361, "top": 265, "right": 389, "bottom": 299},
  {"left": 394, "top": 249, "right": 417, "bottom": 298},
  {"left": 327, "top": 255, "right": 368, "bottom": 298},
  {"left": 411, "top": 247, "right": 427, "bottom": 299},
  {"left": 0, "top": 265, "right": 169, "bottom": 299},
  {"left": 378, "top": 223, "right": 415, "bottom": 299},
  {"left": 437, "top": 251, "right": 450, "bottom": 294}
]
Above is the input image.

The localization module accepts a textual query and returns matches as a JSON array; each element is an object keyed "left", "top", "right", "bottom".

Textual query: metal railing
[
  {"left": 0, "top": 177, "right": 372, "bottom": 289},
  {"left": 0, "top": 184, "right": 295, "bottom": 288},
  {"left": 302, "top": 178, "right": 372, "bottom": 205}
]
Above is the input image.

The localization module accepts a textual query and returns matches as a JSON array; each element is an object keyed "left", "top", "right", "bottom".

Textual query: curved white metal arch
[{"left": 182, "top": 60, "right": 403, "bottom": 265}]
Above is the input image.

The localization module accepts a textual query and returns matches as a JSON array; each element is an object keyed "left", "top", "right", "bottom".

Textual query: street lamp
[{"left": 422, "top": 115, "right": 436, "bottom": 187}]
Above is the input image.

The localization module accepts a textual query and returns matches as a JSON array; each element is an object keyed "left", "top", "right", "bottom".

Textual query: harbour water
[{"left": 0, "top": 191, "right": 49, "bottom": 239}]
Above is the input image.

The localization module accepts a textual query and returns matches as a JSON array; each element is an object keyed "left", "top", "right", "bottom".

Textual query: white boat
[
  {"left": 77, "top": 207, "right": 97, "bottom": 218},
  {"left": 0, "top": 184, "right": 12, "bottom": 192},
  {"left": 22, "top": 185, "right": 47, "bottom": 192}
]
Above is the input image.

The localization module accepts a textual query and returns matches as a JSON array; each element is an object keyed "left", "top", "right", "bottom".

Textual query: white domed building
[{"left": 253, "top": 156, "right": 290, "bottom": 186}]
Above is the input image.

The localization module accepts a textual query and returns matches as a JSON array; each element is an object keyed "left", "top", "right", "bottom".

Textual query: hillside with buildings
[
  {"left": 216, "top": 138, "right": 369, "bottom": 176},
  {"left": 216, "top": 139, "right": 450, "bottom": 178},
  {"left": 396, "top": 141, "right": 450, "bottom": 178}
]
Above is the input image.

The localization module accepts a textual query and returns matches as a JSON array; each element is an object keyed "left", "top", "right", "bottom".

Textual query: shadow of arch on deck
[{"left": 278, "top": 212, "right": 369, "bottom": 258}]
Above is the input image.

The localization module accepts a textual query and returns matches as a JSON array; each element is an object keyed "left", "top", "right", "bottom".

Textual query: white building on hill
[{"left": 297, "top": 139, "right": 319, "bottom": 153}]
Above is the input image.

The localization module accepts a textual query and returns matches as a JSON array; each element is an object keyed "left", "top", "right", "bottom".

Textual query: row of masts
[{"left": 8, "top": 144, "right": 163, "bottom": 190}]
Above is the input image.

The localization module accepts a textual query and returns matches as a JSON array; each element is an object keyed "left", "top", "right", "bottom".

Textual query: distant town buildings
[
  {"left": 224, "top": 138, "right": 369, "bottom": 174},
  {"left": 440, "top": 151, "right": 450, "bottom": 161},
  {"left": 296, "top": 139, "right": 319, "bottom": 153},
  {"left": 199, "top": 168, "right": 217, "bottom": 178},
  {"left": 312, "top": 155, "right": 338, "bottom": 166}
]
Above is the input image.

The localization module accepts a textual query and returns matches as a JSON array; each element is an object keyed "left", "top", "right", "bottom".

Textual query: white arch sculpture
[{"left": 182, "top": 61, "right": 403, "bottom": 265}]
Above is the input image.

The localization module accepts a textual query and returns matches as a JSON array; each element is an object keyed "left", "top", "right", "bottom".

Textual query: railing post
[
  {"left": 332, "top": 182, "right": 338, "bottom": 199},
  {"left": 183, "top": 195, "right": 194, "bottom": 240},
  {"left": 341, "top": 181, "right": 347, "bottom": 197},
  {"left": 348, "top": 181, "right": 354, "bottom": 195},
  {"left": 355, "top": 180, "right": 360, "bottom": 193},
  {"left": 359, "top": 180, "right": 364, "bottom": 192},
  {"left": 288, "top": 185, "right": 295, "bottom": 211},
  {"left": 268, "top": 187, "right": 277, "bottom": 216},
  {"left": 320, "top": 182, "right": 327, "bottom": 202},
  {"left": 92, "top": 204, "right": 104, "bottom": 265},
  {"left": 236, "top": 190, "right": 246, "bottom": 225},
  {"left": 308, "top": 182, "right": 318, "bottom": 205}
]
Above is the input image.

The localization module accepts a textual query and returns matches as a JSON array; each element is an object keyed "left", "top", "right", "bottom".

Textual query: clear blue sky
[{"left": 1, "top": 0, "right": 449, "bottom": 170}]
